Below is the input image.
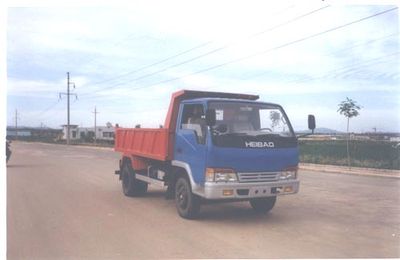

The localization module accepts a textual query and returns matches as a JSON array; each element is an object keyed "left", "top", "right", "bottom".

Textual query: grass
[{"left": 299, "top": 140, "right": 400, "bottom": 170}]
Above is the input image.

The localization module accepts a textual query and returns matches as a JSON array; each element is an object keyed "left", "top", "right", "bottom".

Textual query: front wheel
[
  {"left": 249, "top": 196, "right": 276, "bottom": 213},
  {"left": 175, "top": 177, "right": 200, "bottom": 219}
]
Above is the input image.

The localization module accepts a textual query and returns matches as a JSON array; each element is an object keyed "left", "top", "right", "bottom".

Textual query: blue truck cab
[{"left": 172, "top": 96, "right": 302, "bottom": 216}]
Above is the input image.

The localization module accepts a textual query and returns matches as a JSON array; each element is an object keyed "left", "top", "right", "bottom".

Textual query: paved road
[{"left": 7, "top": 142, "right": 400, "bottom": 259}]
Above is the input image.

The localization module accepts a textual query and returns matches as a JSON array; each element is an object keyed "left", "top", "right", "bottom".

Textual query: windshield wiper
[
  {"left": 255, "top": 133, "right": 293, "bottom": 138},
  {"left": 220, "top": 132, "right": 248, "bottom": 136}
]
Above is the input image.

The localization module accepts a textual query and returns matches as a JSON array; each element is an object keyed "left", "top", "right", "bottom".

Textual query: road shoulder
[{"left": 300, "top": 163, "right": 400, "bottom": 179}]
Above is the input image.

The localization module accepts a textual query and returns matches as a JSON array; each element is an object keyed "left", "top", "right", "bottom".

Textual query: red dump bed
[
  {"left": 114, "top": 89, "right": 259, "bottom": 162},
  {"left": 114, "top": 128, "right": 169, "bottom": 161}
]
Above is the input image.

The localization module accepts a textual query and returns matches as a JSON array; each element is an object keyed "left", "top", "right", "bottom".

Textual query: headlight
[
  {"left": 205, "top": 168, "right": 238, "bottom": 183},
  {"left": 278, "top": 166, "right": 298, "bottom": 180}
]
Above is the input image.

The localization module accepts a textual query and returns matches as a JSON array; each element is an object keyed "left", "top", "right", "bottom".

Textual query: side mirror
[
  {"left": 206, "top": 109, "right": 216, "bottom": 126},
  {"left": 308, "top": 115, "right": 316, "bottom": 133}
]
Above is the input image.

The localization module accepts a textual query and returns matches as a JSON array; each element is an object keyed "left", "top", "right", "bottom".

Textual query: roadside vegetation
[
  {"left": 299, "top": 140, "right": 400, "bottom": 170},
  {"left": 10, "top": 136, "right": 400, "bottom": 170}
]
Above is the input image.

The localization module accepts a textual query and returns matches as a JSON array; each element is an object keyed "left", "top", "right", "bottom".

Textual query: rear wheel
[
  {"left": 121, "top": 162, "right": 148, "bottom": 197},
  {"left": 175, "top": 177, "right": 200, "bottom": 219},
  {"left": 6, "top": 144, "right": 11, "bottom": 163},
  {"left": 249, "top": 196, "right": 276, "bottom": 213}
]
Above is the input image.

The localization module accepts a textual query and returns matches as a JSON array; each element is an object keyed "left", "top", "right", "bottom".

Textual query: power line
[
  {"left": 79, "top": 6, "right": 397, "bottom": 103},
  {"left": 94, "top": 43, "right": 400, "bottom": 121},
  {"left": 94, "top": 51, "right": 400, "bottom": 116},
  {"left": 36, "top": 99, "right": 62, "bottom": 117},
  {"left": 84, "top": 41, "right": 213, "bottom": 87},
  {"left": 76, "top": 34, "right": 157, "bottom": 67},
  {"left": 196, "top": 51, "right": 400, "bottom": 95},
  {"left": 80, "top": 5, "right": 329, "bottom": 96},
  {"left": 38, "top": 105, "right": 63, "bottom": 124},
  {"left": 337, "top": 55, "right": 399, "bottom": 81},
  {"left": 285, "top": 52, "right": 399, "bottom": 85},
  {"left": 79, "top": 5, "right": 296, "bottom": 93},
  {"left": 64, "top": 7, "right": 398, "bottom": 120},
  {"left": 81, "top": 31, "right": 398, "bottom": 102},
  {"left": 126, "top": 6, "right": 398, "bottom": 92},
  {"left": 239, "top": 32, "right": 399, "bottom": 82}
]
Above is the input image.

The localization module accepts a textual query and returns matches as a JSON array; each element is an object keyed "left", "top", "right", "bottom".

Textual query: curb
[{"left": 299, "top": 163, "right": 400, "bottom": 179}]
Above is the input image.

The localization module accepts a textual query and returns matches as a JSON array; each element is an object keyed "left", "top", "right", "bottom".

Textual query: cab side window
[{"left": 180, "top": 104, "right": 206, "bottom": 144}]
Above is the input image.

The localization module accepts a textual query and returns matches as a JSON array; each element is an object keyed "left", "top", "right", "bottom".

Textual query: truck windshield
[{"left": 208, "top": 101, "right": 296, "bottom": 148}]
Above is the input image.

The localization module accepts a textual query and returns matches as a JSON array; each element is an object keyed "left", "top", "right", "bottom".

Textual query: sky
[{"left": 5, "top": 1, "right": 400, "bottom": 132}]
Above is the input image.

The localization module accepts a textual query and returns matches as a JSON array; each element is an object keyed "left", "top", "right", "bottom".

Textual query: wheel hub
[{"left": 177, "top": 186, "right": 187, "bottom": 208}]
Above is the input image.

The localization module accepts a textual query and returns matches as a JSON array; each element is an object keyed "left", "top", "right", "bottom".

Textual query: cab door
[{"left": 174, "top": 103, "right": 208, "bottom": 184}]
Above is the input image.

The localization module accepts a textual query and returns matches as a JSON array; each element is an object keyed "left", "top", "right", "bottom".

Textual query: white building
[
  {"left": 79, "top": 125, "right": 115, "bottom": 141},
  {"left": 61, "top": 124, "right": 115, "bottom": 142},
  {"left": 390, "top": 136, "right": 400, "bottom": 142},
  {"left": 61, "top": 125, "right": 79, "bottom": 140}
]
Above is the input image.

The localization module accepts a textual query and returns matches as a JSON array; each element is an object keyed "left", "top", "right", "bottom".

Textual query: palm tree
[{"left": 337, "top": 97, "right": 361, "bottom": 167}]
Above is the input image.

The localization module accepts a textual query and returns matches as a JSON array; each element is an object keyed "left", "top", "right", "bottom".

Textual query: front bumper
[{"left": 199, "top": 180, "right": 299, "bottom": 200}]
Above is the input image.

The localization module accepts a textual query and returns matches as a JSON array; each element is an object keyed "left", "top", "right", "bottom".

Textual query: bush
[{"left": 299, "top": 140, "right": 400, "bottom": 170}]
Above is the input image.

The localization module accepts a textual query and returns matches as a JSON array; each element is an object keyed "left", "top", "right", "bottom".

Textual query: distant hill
[{"left": 295, "top": 127, "right": 344, "bottom": 134}]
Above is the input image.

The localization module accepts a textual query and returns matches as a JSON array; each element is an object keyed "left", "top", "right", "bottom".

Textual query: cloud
[
  {"left": 6, "top": 4, "right": 400, "bottom": 132},
  {"left": 7, "top": 76, "right": 91, "bottom": 97},
  {"left": 7, "top": 78, "right": 64, "bottom": 97}
]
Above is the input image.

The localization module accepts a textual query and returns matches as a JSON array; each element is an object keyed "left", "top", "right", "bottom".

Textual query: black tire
[
  {"left": 249, "top": 196, "right": 276, "bottom": 213},
  {"left": 6, "top": 146, "right": 11, "bottom": 163},
  {"left": 121, "top": 162, "right": 148, "bottom": 197},
  {"left": 175, "top": 177, "right": 200, "bottom": 219}
]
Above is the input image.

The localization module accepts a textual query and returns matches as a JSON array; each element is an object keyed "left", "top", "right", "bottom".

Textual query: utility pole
[
  {"left": 92, "top": 106, "right": 99, "bottom": 144},
  {"left": 14, "top": 109, "right": 19, "bottom": 140},
  {"left": 67, "top": 72, "right": 70, "bottom": 145},
  {"left": 59, "top": 72, "right": 77, "bottom": 145}
]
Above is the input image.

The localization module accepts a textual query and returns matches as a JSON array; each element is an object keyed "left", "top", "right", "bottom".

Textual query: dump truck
[{"left": 114, "top": 90, "right": 315, "bottom": 219}]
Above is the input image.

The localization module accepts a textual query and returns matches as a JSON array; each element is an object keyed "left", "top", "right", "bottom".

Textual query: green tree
[
  {"left": 270, "top": 111, "right": 281, "bottom": 130},
  {"left": 337, "top": 97, "right": 361, "bottom": 167}
]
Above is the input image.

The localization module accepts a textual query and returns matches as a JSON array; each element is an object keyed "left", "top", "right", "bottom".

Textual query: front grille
[{"left": 237, "top": 172, "right": 279, "bottom": 183}]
